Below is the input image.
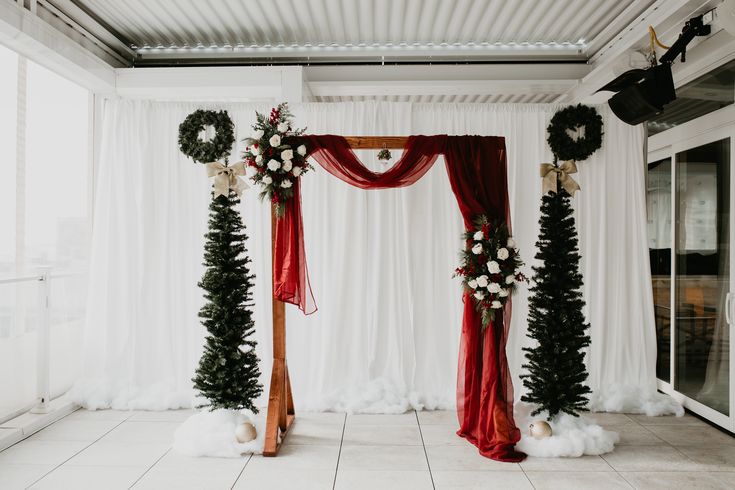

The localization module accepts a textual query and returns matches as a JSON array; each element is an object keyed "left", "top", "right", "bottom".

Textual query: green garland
[
  {"left": 178, "top": 109, "right": 235, "bottom": 163},
  {"left": 547, "top": 104, "right": 603, "bottom": 161}
]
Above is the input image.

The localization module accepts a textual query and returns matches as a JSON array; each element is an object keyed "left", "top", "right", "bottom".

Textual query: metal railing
[{"left": 0, "top": 268, "right": 83, "bottom": 421}]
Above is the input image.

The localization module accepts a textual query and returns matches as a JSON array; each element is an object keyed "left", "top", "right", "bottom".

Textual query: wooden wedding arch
[{"left": 263, "top": 136, "right": 409, "bottom": 456}]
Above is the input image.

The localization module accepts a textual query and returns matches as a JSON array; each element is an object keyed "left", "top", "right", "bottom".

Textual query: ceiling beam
[{"left": 0, "top": 0, "right": 116, "bottom": 92}]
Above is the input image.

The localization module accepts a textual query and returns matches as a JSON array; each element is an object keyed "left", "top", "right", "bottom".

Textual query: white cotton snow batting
[
  {"left": 514, "top": 403, "right": 620, "bottom": 458},
  {"left": 588, "top": 384, "right": 684, "bottom": 417},
  {"left": 173, "top": 409, "right": 265, "bottom": 458}
]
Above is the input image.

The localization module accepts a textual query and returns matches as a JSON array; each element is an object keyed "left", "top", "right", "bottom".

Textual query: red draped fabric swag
[{"left": 275, "top": 134, "right": 525, "bottom": 462}]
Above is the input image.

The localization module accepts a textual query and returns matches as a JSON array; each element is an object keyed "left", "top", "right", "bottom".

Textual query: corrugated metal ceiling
[{"left": 71, "top": 0, "right": 655, "bottom": 57}]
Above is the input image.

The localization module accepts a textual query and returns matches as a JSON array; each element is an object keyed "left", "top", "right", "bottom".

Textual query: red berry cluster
[{"left": 269, "top": 107, "right": 280, "bottom": 124}]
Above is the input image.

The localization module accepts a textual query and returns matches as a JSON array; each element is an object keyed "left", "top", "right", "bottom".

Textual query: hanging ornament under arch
[{"left": 546, "top": 104, "right": 603, "bottom": 162}]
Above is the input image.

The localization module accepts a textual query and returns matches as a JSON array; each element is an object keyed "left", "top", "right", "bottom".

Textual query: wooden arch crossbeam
[{"left": 264, "top": 136, "right": 411, "bottom": 456}]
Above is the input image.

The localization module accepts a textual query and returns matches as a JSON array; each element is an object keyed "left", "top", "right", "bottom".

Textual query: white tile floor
[{"left": 0, "top": 409, "right": 734, "bottom": 489}]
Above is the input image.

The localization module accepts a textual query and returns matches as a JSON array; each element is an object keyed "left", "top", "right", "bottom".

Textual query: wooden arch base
[
  {"left": 263, "top": 206, "right": 295, "bottom": 456},
  {"left": 262, "top": 136, "right": 410, "bottom": 456}
]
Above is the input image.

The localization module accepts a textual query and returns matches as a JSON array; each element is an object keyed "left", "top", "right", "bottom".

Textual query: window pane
[
  {"left": 647, "top": 59, "right": 735, "bottom": 135},
  {"left": 674, "top": 138, "right": 730, "bottom": 416},
  {"left": 24, "top": 60, "right": 90, "bottom": 403},
  {"left": 25, "top": 61, "right": 90, "bottom": 270},
  {"left": 647, "top": 158, "right": 672, "bottom": 382},
  {"left": 0, "top": 44, "right": 17, "bottom": 274}
]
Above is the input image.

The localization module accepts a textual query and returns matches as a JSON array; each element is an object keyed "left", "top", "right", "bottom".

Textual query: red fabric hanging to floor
[{"left": 277, "top": 134, "right": 524, "bottom": 462}]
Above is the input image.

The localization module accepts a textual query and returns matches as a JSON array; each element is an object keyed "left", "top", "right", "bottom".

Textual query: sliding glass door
[
  {"left": 674, "top": 139, "right": 730, "bottom": 416},
  {"left": 648, "top": 106, "right": 734, "bottom": 432}
]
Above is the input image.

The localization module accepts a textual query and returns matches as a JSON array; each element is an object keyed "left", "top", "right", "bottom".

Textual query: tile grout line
[
  {"left": 23, "top": 414, "right": 135, "bottom": 489},
  {"left": 230, "top": 453, "right": 253, "bottom": 489},
  {"left": 128, "top": 447, "right": 172, "bottom": 489},
  {"left": 414, "top": 410, "right": 436, "bottom": 490},
  {"left": 599, "top": 447, "right": 635, "bottom": 489},
  {"left": 516, "top": 459, "right": 536, "bottom": 489},
  {"left": 331, "top": 412, "right": 347, "bottom": 490}
]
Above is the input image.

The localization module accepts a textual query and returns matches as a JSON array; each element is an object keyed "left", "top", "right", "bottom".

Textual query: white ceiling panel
[{"left": 65, "top": 0, "right": 657, "bottom": 62}]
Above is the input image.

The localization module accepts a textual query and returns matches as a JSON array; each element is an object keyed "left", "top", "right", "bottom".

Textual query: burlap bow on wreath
[
  {"left": 540, "top": 160, "right": 580, "bottom": 196},
  {"left": 206, "top": 161, "right": 249, "bottom": 198}
]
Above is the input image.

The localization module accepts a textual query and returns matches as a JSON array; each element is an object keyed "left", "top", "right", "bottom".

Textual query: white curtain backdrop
[{"left": 71, "top": 100, "right": 676, "bottom": 415}]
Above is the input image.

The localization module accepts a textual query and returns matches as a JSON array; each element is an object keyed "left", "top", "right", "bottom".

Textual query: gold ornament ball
[
  {"left": 235, "top": 422, "right": 257, "bottom": 443},
  {"left": 529, "top": 420, "right": 553, "bottom": 439}
]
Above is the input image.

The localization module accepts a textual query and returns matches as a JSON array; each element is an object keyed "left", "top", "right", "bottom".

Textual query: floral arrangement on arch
[
  {"left": 242, "top": 103, "right": 313, "bottom": 216},
  {"left": 454, "top": 216, "right": 526, "bottom": 328}
]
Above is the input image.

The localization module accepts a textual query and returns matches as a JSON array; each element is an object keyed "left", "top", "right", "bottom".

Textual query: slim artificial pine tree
[
  {"left": 520, "top": 187, "right": 591, "bottom": 418},
  {"left": 193, "top": 191, "right": 262, "bottom": 411}
]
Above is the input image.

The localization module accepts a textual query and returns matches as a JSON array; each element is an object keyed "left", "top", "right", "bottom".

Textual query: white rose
[
  {"left": 267, "top": 159, "right": 281, "bottom": 171},
  {"left": 255, "top": 154, "right": 263, "bottom": 164},
  {"left": 476, "top": 275, "right": 489, "bottom": 288},
  {"left": 282, "top": 160, "right": 293, "bottom": 172},
  {"left": 507, "top": 237, "right": 516, "bottom": 249},
  {"left": 491, "top": 300, "right": 502, "bottom": 309},
  {"left": 281, "top": 149, "right": 294, "bottom": 161},
  {"left": 297, "top": 144, "right": 307, "bottom": 156},
  {"left": 245, "top": 166, "right": 258, "bottom": 178},
  {"left": 467, "top": 279, "right": 478, "bottom": 289},
  {"left": 497, "top": 248, "right": 509, "bottom": 260},
  {"left": 473, "top": 230, "right": 484, "bottom": 241},
  {"left": 252, "top": 129, "right": 264, "bottom": 140},
  {"left": 277, "top": 122, "right": 288, "bottom": 133},
  {"left": 487, "top": 261, "right": 501, "bottom": 274},
  {"left": 252, "top": 145, "right": 261, "bottom": 155},
  {"left": 471, "top": 243, "right": 483, "bottom": 255},
  {"left": 269, "top": 134, "right": 281, "bottom": 147},
  {"left": 292, "top": 166, "right": 302, "bottom": 177},
  {"left": 474, "top": 291, "right": 486, "bottom": 301},
  {"left": 281, "top": 179, "right": 292, "bottom": 189},
  {"left": 262, "top": 175, "right": 273, "bottom": 185},
  {"left": 505, "top": 275, "right": 515, "bottom": 285},
  {"left": 487, "top": 282, "right": 501, "bottom": 293},
  {"left": 499, "top": 289, "right": 509, "bottom": 297}
]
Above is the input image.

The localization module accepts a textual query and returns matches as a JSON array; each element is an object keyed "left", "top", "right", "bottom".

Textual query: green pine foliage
[
  {"left": 193, "top": 191, "right": 262, "bottom": 412},
  {"left": 520, "top": 188, "right": 592, "bottom": 418}
]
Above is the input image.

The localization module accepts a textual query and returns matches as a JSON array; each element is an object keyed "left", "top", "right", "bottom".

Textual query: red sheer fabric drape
[
  {"left": 273, "top": 179, "right": 317, "bottom": 315},
  {"left": 274, "top": 134, "right": 524, "bottom": 462},
  {"left": 444, "top": 136, "right": 524, "bottom": 462},
  {"left": 301, "top": 135, "right": 446, "bottom": 189}
]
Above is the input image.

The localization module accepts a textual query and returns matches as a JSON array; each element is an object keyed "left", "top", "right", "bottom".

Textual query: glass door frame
[{"left": 648, "top": 104, "right": 735, "bottom": 433}]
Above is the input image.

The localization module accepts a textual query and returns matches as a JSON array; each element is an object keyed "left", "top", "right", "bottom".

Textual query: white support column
[{"left": 31, "top": 266, "right": 52, "bottom": 414}]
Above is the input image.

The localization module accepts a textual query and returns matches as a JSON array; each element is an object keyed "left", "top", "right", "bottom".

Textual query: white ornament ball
[
  {"left": 235, "top": 422, "right": 257, "bottom": 443},
  {"left": 529, "top": 420, "right": 552, "bottom": 439}
]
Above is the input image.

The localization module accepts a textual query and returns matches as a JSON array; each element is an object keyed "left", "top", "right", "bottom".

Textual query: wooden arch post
[{"left": 262, "top": 136, "right": 410, "bottom": 456}]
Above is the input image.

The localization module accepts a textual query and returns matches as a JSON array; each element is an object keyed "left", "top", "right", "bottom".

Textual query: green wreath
[
  {"left": 547, "top": 104, "right": 603, "bottom": 161},
  {"left": 178, "top": 109, "right": 235, "bottom": 163}
]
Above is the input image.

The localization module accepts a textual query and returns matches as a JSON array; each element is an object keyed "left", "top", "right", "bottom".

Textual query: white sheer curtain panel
[{"left": 72, "top": 100, "right": 677, "bottom": 415}]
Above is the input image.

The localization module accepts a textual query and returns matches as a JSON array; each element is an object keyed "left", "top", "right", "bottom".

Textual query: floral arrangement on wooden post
[
  {"left": 454, "top": 216, "right": 525, "bottom": 329},
  {"left": 241, "top": 103, "right": 313, "bottom": 216}
]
